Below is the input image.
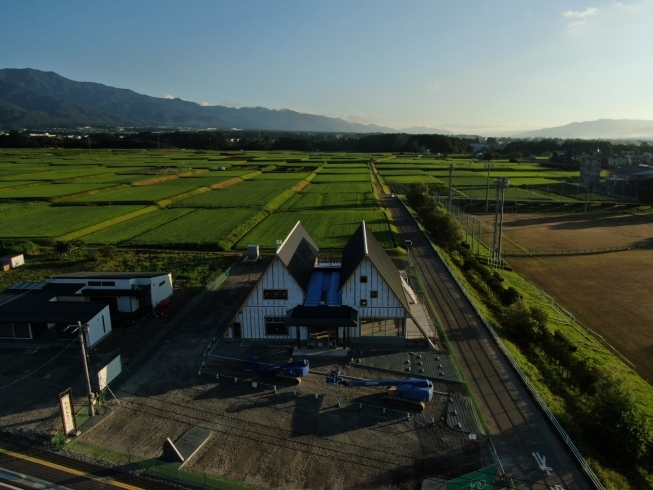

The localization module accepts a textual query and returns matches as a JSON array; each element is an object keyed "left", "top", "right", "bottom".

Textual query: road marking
[
  {"left": 0, "top": 447, "right": 142, "bottom": 490},
  {"left": 532, "top": 451, "right": 552, "bottom": 475}
]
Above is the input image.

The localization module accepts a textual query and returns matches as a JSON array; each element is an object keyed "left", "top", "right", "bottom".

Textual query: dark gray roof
[
  {"left": 276, "top": 221, "right": 319, "bottom": 291},
  {"left": 0, "top": 283, "right": 107, "bottom": 324},
  {"left": 607, "top": 165, "right": 653, "bottom": 176},
  {"left": 53, "top": 271, "right": 169, "bottom": 279},
  {"left": 338, "top": 221, "right": 410, "bottom": 312}
]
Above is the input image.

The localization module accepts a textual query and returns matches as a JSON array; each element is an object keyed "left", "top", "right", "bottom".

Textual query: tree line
[{"left": 0, "top": 130, "right": 472, "bottom": 154}]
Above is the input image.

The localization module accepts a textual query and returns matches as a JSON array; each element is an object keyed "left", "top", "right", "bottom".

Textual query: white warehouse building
[{"left": 226, "top": 221, "right": 433, "bottom": 347}]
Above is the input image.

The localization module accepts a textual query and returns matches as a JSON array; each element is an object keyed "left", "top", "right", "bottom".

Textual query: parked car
[
  {"left": 404, "top": 239, "right": 413, "bottom": 249},
  {"left": 153, "top": 298, "right": 174, "bottom": 318}
]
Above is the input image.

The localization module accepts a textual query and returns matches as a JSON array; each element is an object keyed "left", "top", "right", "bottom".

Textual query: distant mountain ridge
[
  {"left": 514, "top": 119, "right": 653, "bottom": 139},
  {"left": 0, "top": 68, "right": 396, "bottom": 133}
]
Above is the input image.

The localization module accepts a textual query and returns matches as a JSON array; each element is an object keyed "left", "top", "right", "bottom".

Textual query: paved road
[
  {"left": 0, "top": 439, "right": 178, "bottom": 490},
  {"left": 384, "top": 195, "right": 590, "bottom": 490}
]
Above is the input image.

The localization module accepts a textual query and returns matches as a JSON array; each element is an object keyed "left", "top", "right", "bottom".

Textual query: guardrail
[{"left": 398, "top": 198, "right": 604, "bottom": 490}]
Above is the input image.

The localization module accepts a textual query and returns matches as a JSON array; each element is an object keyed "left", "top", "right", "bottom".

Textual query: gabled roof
[
  {"left": 338, "top": 221, "right": 410, "bottom": 312},
  {"left": 276, "top": 221, "right": 319, "bottom": 292}
]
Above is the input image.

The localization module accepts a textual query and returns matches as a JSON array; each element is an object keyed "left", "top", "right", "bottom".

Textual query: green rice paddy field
[{"left": 0, "top": 149, "right": 602, "bottom": 250}]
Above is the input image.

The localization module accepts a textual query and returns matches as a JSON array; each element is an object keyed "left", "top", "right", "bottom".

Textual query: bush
[
  {"left": 584, "top": 371, "right": 651, "bottom": 470},
  {"left": 0, "top": 239, "right": 39, "bottom": 256}
]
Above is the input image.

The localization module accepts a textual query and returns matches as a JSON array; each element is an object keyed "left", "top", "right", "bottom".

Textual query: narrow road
[
  {"left": 384, "top": 195, "right": 590, "bottom": 490},
  {"left": 0, "top": 439, "right": 179, "bottom": 490}
]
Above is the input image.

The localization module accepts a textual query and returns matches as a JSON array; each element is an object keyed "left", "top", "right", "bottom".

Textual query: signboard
[
  {"left": 98, "top": 354, "right": 122, "bottom": 390},
  {"left": 446, "top": 466, "right": 495, "bottom": 489},
  {"left": 58, "top": 388, "right": 76, "bottom": 436}
]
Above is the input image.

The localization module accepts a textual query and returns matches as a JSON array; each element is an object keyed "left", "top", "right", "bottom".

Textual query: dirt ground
[
  {"left": 1, "top": 258, "right": 491, "bottom": 489},
  {"left": 509, "top": 250, "right": 653, "bottom": 383},
  {"left": 477, "top": 212, "right": 653, "bottom": 253},
  {"left": 74, "top": 260, "right": 487, "bottom": 490}
]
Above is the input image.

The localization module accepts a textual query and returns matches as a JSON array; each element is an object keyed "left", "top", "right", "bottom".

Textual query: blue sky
[{"left": 1, "top": 0, "right": 652, "bottom": 133}]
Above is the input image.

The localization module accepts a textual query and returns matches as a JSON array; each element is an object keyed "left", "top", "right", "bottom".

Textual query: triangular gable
[
  {"left": 338, "top": 221, "right": 411, "bottom": 313},
  {"left": 276, "top": 221, "right": 319, "bottom": 292}
]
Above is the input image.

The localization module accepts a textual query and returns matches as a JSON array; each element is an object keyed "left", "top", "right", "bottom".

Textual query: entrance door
[{"left": 232, "top": 322, "right": 242, "bottom": 339}]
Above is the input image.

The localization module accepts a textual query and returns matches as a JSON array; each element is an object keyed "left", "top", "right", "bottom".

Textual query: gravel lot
[{"left": 2, "top": 259, "right": 491, "bottom": 489}]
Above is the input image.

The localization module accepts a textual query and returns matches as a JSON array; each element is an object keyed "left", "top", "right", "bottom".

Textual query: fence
[
  {"left": 505, "top": 240, "right": 653, "bottom": 257},
  {"left": 399, "top": 198, "right": 605, "bottom": 490}
]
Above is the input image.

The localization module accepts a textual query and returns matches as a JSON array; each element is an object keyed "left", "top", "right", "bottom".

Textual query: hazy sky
[{"left": 1, "top": 0, "right": 652, "bottom": 133}]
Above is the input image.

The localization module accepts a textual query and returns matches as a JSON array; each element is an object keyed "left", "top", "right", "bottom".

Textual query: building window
[
  {"left": 360, "top": 299, "right": 367, "bottom": 307},
  {"left": 265, "top": 316, "right": 287, "bottom": 335},
  {"left": 263, "top": 289, "right": 288, "bottom": 300},
  {"left": 102, "top": 316, "right": 106, "bottom": 333},
  {"left": 232, "top": 322, "right": 242, "bottom": 339},
  {"left": 159, "top": 281, "right": 165, "bottom": 287},
  {"left": 370, "top": 291, "right": 378, "bottom": 298},
  {"left": 88, "top": 281, "right": 101, "bottom": 286},
  {"left": 360, "top": 276, "right": 367, "bottom": 283},
  {"left": 101, "top": 281, "right": 115, "bottom": 287}
]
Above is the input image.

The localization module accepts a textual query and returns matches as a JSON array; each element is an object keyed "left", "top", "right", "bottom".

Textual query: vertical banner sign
[{"left": 59, "top": 388, "right": 76, "bottom": 436}]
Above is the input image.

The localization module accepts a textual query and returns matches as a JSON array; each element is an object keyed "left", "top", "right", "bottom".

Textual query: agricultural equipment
[
  {"left": 244, "top": 356, "right": 309, "bottom": 384},
  {"left": 325, "top": 366, "right": 433, "bottom": 411}
]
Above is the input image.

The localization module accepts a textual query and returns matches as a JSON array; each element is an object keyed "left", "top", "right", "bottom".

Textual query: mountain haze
[
  {"left": 514, "top": 119, "right": 653, "bottom": 140},
  {"left": 0, "top": 69, "right": 395, "bottom": 132}
]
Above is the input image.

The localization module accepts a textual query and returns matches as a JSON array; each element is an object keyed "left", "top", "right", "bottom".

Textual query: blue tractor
[
  {"left": 326, "top": 366, "right": 433, "bottom": 411},
  {"left": 244, "top": 356, "right": 310, "bottom": 384}
]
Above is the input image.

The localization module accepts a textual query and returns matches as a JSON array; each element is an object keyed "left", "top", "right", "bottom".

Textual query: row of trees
[
  {"left": 404, "top": 182, "right": 651, "bottom": 472},
  {"left": 0, "top": 130, "right": 472, "bottom": 154}
]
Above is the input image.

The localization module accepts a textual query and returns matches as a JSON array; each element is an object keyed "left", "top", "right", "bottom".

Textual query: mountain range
[
  {"left": 513, "top": 119, "right": 653, "bottom": 140},
  {"left": 0, "top": 68, "right": 398, "bottom": 133},
  {"left": 1, "top": 69, "right": 652, "bottom": 139}
]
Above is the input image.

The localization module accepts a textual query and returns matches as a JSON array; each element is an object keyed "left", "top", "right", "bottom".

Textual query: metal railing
[{"left": 399, "top": 198, "right": 605, "bottom": 490}]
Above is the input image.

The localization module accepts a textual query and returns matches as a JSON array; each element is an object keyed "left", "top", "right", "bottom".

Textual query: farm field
[
  {"left": 237, "top": 210, "right": 393, "bottom": 249},
  {"left": 0, "top": 149, "right": 615, "bottom": 251},
  {"left": 471, "top": 208, "right": 653, "bottom": 381},
  {"left": 280, "top": 191, "right": 379, "bottom": 210},
  {"left": 477, "top": 212, "right": 653, "bottom": 253},
  {"left": 173, "top": 179, "right": 298, "bottom": 207},
  {"left": 0, "top": 203, "right": 144, "bottom": 238},
  {"left": 509, "top": 251, "right": 653, "bottom": 383},
  {"left": 82, "top": 208, "right": 194, "bottom": 244}
]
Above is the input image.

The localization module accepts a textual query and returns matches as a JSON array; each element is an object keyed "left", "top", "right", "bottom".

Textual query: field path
[{"left": 383, "top": 195, "right": 590, "bottom": 490}]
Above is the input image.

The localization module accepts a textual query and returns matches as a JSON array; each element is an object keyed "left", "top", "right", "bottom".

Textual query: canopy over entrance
[{"left": 285, "top": 306, "right": 358, "bottom": 328}]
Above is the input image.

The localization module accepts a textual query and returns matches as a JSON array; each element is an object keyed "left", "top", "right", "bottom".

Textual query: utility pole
[
  {"left": 484, "top": 161, "right": 494, "bottom": 212},
  {"left": 87, "top": 135, "right": 91, "bottom": 155},
  {"left": 67, "top": 322, "right": 95, "bottom": 417},
  {"left": 491, "top": 177, "right": 510, "bottom": 267},
  {"left": 448, "top": 164, "right": 454, "bottom": 212}
]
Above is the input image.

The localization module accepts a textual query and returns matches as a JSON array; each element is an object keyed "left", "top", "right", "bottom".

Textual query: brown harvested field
[
  {"left": 477, "top": 212, "right": 653, "bottom": 253},
  {"left": 509, "top": 250, "right": 653, "bottom": 383}
]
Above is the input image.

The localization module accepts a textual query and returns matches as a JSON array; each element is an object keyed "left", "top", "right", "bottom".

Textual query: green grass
[
  {"left": 0, "top": 183, "right": 114, "bottom": 199},
  {"left": 280, "top": 192, "right": 379, "bottom": 210},
  {"left": 302, "top": 182, "right": 374, "bottom": 194},
  {"left": 311, "top": 173, "right": 372, "bottom": 182},
  {"left": 382, "top": 175, "right": 441, "bottom": 184},
  {"left": 82, "top": 208, "right": 195, "bottom": 244},
  {"left": 250, "top": 172, "right": 312, "bottom": 180},
  {"left": 237, "top": 210, "right": 392, "bottom": 250},
  {"left": 173, "top": 180, "right": 300, "bottom": 207},
  {"left": 127, "top": 208, "right": 259, "bottom": 247},
  {"left": 0, "top": 204, "right": 145, "bottom": 238},
  {"left": 74, "top": 184, "right": 203, "bottom": 202}
]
